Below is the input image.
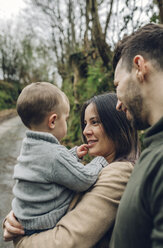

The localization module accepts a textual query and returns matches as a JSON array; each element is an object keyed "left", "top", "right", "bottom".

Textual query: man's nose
[{"left": 116, "top": 99, "right": 122, "bottom": 111}]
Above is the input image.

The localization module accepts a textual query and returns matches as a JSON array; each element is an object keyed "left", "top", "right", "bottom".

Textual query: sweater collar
[{"left": 26, "top": 130, "right": 60, "bottom": 145}]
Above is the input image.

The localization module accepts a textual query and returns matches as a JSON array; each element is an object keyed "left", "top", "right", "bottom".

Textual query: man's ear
[
  {"left": 48, "top": 114, "right": 57, "bottom": 129},
  {"left": 133, "top": 55, "right": 147, "bottom": 83}
]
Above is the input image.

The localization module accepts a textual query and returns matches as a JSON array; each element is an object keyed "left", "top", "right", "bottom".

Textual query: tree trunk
[
  {"left": 90, "top": 0, "right": 112, "bottom": 69},
  {"left": 157, "top": 0, "right": 163, "bottom": 24}
]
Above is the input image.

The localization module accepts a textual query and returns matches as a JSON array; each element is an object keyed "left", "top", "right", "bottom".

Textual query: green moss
[
  {"left": 62, "top": 59, "right": 115, "bottom": 148},
  {"left": 0, "top": 80, "right": 21, "bottom": 110}
]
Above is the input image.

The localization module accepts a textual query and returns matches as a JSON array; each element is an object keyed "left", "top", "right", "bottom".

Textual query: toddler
[{"left": 12, "top": 82, "right": 107, "bottom": 235}]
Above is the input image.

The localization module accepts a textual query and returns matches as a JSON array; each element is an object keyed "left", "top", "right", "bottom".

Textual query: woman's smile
[
  {"left": 83, "top": 103, "right": 115, "bottom": 162},
  {"left": 87, "top": 139, "right": 98, "bottom": 146}
]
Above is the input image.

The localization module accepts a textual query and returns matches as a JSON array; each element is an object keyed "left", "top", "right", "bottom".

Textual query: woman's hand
[
  {"left": 3, "top": 210, "right": 25, "bottom": 241},
  {"left": 77, "top": 144, "right": 89, "bottom": 159}
]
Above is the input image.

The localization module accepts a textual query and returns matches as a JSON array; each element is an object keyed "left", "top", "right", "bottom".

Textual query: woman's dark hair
[{"left": 81, "top": 93, "right": 139, "bottom": 161}]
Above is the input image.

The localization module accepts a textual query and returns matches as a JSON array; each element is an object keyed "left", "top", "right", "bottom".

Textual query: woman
[{"left": 3, "top": 93, "right": 139, "bottom": 248}]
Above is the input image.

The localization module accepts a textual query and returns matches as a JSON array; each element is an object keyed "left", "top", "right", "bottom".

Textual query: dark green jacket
[{"left": 110, "top": 117, "right": 163, "bottom": 248}]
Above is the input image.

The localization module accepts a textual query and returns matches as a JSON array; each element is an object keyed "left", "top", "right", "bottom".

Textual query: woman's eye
[{"left": 92, "top": 120, "right": 100, "bottom": 125}]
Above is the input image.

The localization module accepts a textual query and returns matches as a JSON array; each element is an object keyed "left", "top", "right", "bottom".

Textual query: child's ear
[{"left": 48, "top": 114, "right": 57, "bottom": 129}]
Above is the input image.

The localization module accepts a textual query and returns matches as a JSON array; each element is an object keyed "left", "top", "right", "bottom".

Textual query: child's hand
[{"left": 77, "top": 144, "right": 89, "bottom": 159}]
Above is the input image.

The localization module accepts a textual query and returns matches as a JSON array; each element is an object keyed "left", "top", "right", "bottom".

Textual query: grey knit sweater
[{"left": 12, "top": 130, "right": 108, "bottom": 230}]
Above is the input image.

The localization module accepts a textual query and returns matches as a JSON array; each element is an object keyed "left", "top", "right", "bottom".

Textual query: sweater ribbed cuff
[
  {"left": 18, "top": 202, "right": 71, "bottom": 230},
  {"left": 91, "top": 156, "right": 108, "bottom": 167}
]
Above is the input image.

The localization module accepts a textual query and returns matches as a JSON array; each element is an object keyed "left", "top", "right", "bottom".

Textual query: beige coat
[{"left": 14, "top": 161, "right": 133, "bottom": 248}]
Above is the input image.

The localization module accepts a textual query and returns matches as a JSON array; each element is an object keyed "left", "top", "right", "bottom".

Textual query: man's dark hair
[{"left": 113, "top": 23, "right": 163, "bottom": 71}]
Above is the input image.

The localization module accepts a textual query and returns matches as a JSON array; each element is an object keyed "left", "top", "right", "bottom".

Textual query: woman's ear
[
  {"left": 48, "top": 114, "right": 57, "bottom": 129},
  {"left": 133, "top": 55, "right": 147, "bottom": 83}
]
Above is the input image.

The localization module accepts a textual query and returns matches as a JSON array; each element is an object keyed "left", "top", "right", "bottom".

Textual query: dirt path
[
  {"left": 0, "top": 116, "right": 26, "bottom": 248},
  {"left": 0, "top": 109, "right": 17, "bottom": 124}
]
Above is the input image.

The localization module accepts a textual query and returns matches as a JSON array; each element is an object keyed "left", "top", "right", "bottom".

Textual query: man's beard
[
  {"left": 131, "top": 112, "right": 150, "bottom": 130},
  {"left": 126, "top": 93, "right": 150, "bottom": 130}
]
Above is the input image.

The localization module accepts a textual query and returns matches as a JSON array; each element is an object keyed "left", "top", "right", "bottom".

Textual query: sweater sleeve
[
  {"left": 14, "top": 161, "right": 133, "bottom": 248},
  {"left": 69, "top": 146, "right": 81, "bottom": 161},
  {"left": 50, "top": 148, "right": 108, "bottom": 191}
]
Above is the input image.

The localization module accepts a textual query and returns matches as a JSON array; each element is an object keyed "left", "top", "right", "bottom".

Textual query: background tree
[{"left": 0, "top": 0, "right": 161, "bottom": 147}]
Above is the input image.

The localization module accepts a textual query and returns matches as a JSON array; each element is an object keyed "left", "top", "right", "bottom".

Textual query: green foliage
[
  {"left": 62, "top": 59, "right": 115, "bottom": 147},
  {"left": 62, "top": 77, "right": 81, "bottom": 147},
  {"left": 150, "top": 13, "right": 160, "bottom": 23},
  {"left": 0, "top": 91, "right": 13, "bottom": 109},
  {"left": 0, "top": 25, "right": 56, "bottom": 85},
  {"left": 139, "top": 130, "right": 146, "bottom": 151},
  {"left": 0, "top": 80, "right": 21, "bottom": 110},
  {"left": 78, "top": 60, "right": 114, "bottom": 102}
]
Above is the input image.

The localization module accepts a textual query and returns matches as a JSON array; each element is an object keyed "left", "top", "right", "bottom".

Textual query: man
[{"left": 110, "top": 23, "right": 163, "bottom": 248}]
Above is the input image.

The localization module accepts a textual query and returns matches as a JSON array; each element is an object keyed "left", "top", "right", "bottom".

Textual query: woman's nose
[
  {"left": 83, "top": 125, "right": 92, "bottom": 136},
  {"left": 116, "top": 99, "right": 122, "bottom": 111}
]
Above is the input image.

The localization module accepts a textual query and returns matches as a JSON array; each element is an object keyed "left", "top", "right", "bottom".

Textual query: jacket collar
[{"left": 144, "top": 116, "right": 163, "bottom": 148}]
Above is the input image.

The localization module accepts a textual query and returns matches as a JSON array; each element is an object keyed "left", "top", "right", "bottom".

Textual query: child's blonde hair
[{"left": 17, "top": 82, "right": 68, "bottom": 128}]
